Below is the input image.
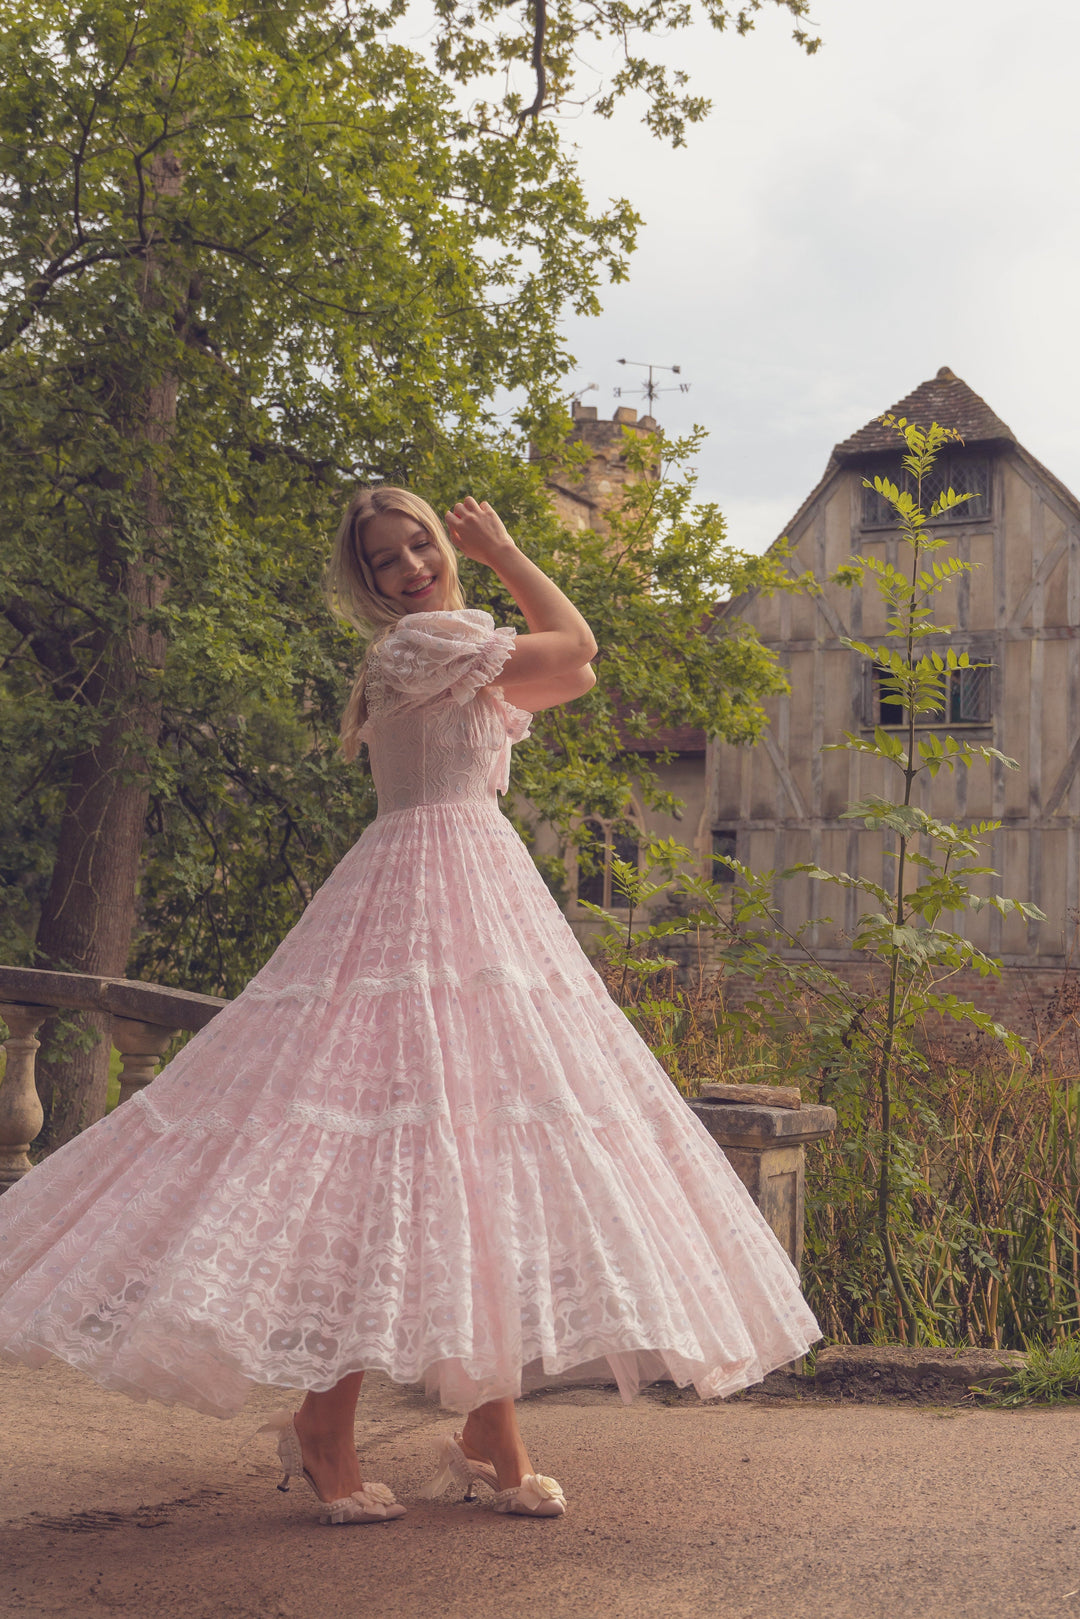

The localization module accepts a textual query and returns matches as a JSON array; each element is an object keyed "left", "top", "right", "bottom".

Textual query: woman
[{"left": 0, "top": 489, "right": 820, "bottom": 1525}]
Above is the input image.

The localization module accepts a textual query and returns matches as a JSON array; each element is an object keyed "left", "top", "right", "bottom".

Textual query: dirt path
[{"left": 1, "top": 1360, "right": 1078, "bottom": 1619}]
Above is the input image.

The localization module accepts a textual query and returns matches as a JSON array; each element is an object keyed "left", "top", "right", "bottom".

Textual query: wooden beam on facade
[
  {"left": 1043, "top": 731, "right": 1080, "bottom": 818},
  {"left": 788, "top": 562, "right": 851, "bottom": 642},
  {"left": 760, "top": 730, "right": 808, "bottom": 819},
  {"left": 1008, "top": 535, "right": 1071, "bottom": 629}
]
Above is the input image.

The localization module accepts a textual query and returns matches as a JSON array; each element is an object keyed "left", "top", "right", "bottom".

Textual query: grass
[{"left": 983, "top": 1335, "right": 1080, "bottom": 1407}]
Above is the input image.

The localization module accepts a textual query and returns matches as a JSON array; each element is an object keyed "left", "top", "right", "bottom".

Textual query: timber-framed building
[{"left": 707, "top": 367, "right": 1080, "bottom": 1029}]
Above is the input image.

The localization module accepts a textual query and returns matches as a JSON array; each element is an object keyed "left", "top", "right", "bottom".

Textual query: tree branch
[
  {"left": 1, "top": 597, "right": 78, "bottom": 688},
  {"left": 521, "top": 0, "right": 549, "bottom": 123}
]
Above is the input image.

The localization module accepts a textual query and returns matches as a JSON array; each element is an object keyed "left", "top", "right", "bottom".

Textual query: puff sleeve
[{"left": 372, "top": 609, "right": 531, "bottom": 740}]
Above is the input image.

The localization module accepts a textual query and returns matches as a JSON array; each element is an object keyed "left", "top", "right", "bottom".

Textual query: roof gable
[
  {"left": 720, "top": 366, "right": 1080, "bottom": 626},
  {"left": 834, "top": 366, "right": 1015, "bottom": 461}
]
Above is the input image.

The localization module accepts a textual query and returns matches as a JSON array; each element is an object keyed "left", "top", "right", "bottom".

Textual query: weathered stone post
[
  {"left": 689, "top": 1085, "right": 836, "bottom": 1272},
  {"left": 0, "top": 1002, "right": 50, "bottom": 1190}
]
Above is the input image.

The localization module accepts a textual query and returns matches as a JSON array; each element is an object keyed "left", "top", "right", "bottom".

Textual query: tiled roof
[{"left": 834, "top": 367, "right": 1016, "bottom": 461}]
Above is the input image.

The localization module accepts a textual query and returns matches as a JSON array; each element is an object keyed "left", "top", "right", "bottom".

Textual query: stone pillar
[
  {"left": 689, "top": 1095, "right": 837, "bottom": 1272},
  {"left": 112, "top": 1018, "right": 180, "bottom": 1108},
  {"left": 0, "top": 1001, "right": 50, "bottom": 1190}
]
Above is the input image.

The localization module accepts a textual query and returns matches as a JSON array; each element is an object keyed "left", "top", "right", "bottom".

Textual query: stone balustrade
[{"left": 0, "top": 966, "right": 226, "bottom": 1191}]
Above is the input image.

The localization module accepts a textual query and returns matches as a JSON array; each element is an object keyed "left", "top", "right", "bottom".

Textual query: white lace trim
[
  {"left": 362, "top": 617, "right": 514, "bottom": 723},
  {"left": 241, "top": 960, "right": 595, "bottom": 1005},
  {"left": 129, "top": 1086, "right": 670, "bottom": 1143}
]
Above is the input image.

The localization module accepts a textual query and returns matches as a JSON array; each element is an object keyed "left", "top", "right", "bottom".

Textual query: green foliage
[
  {"left": 428, "top": 0, "right": 820, "bottom": 147},
  {"left": 474, "top": 426, "right": 794, "bottom": 838},
  {"left": 803, "top": 1044, "right": 1080, "bottom": 1354},
  {"left": 0, "top": 1, "right": 793, "bottom": 996},
  {"left": 816, "top": 418, "right": 1046, "bottom": 1337},
  {"left": 0, "top": 0, "right": 624, "bottom": 982},
  {"left": 985, "top": 1335, "right": 1080, "bottom": 1407},
  {"left": 583, "top": 899, "right": 1080, "bottom": 1352}
]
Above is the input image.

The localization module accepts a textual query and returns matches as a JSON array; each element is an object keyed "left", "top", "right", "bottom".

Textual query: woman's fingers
[
  {"left": 445, "top": 498, "right": 504, "bottom": 557},
  {"left": 446, "top": 498, "right": 494, "bottom": 526}
]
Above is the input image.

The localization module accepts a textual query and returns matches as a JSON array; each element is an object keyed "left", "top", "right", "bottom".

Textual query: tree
[
  {"left": 0, "top": 0, "right": 633, "bottom": 1143},
  {"left": 0, "top": 0, "right": 814, "bottom": 1146},
  {"left": 429, "top": 0, "right": 819, "bottom": 145}
]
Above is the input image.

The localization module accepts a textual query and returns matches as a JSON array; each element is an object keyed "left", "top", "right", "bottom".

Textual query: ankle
[
  {"left": 461, "top": 1416, "right": 500, "bottom": 1454},
  {"left": 460, "top": 1424, "right": 531, "bottom": 1486},
  {"left": 294, "top": 1412, "right": 351, "bottom": 1451}
]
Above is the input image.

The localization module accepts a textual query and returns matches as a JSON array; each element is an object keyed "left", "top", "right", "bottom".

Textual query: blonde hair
[{"left": 327, "top": 486, "right": 466, "bottom": 759}]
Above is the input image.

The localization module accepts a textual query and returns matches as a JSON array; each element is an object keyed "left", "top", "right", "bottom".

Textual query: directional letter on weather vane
[{"left": 613, "top": 359, "right": 691, "bottom": 407}]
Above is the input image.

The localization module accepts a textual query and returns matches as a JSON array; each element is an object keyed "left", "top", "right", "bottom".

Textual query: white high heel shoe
[
  {"left": 490, "top": 1475, "right": 567, "bottom": 1518},
  {"left": 258, "top": 1410, "right": 406, "bottom": 1526},
  {"left": 419, "top": 1432, "right": 566, "bottom": 1517}
]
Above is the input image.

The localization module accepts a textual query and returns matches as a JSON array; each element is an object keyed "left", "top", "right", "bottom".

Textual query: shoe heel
[
  {"left": 256, "top": 1410, "right": 303, "bottom": 1495},
  {"left": 418, "top": 1434, "right": 498, "bottom": 1502}
]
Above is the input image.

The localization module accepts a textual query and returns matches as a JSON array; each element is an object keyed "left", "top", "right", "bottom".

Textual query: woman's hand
[{"left": 445, "top": 497, "right": 516, "bottom": 567}]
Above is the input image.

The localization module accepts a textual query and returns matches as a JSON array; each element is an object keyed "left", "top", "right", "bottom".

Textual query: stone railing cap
[
  {"left": 689, "top": 1098, "right": 837, "bottom": 1146},
  {"left": 0, "top": 966, "right": 227, "bottom": 1032}
]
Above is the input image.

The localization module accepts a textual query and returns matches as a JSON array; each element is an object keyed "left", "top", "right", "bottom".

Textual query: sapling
[
  {"left": 582, "top": 417, "right": 1045, "bottom": 1344},
  {"left": 818, "top": 418, "right": 1044, "bottom": 1335}
]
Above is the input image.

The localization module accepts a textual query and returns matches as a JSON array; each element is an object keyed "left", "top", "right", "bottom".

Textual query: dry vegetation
[{"left": 599, "top": 957, "right": 1080, "bottom": 1350}]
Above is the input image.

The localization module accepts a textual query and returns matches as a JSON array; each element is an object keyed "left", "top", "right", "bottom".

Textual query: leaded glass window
[
  {"left": 862, "top": 454, "right": 991, "bottom": 528},
  {"left": 949, "top": 664, "right": 991, "bottom": 724},
  {"left": 868, "top": 660, "right": 991, "bottom": 727},
  {"left": 575, "top": 818, "right": 641, "bottom": 909}
]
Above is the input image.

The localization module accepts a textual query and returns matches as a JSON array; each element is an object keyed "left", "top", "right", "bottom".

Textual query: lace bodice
[{"left": 359, "top": 610, "right": 532, "bottom": 814}]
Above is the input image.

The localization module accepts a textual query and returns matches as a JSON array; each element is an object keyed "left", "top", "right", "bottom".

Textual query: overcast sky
[{"left": 553, "top": 0, "right": 1080, "bottom": 553}]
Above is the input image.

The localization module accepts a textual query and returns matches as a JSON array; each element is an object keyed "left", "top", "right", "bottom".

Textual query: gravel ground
[{"left": 2, "top": 1359, "right": 1079, "bottom": 1619}]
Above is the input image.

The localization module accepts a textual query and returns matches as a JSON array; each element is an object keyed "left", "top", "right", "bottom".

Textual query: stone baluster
[
  {"left": 111, "top": 1018, "right": 181, "bottom": 1108},
  {"left": 0, "top": 1001, "right": 50, "bottom": 1191}
]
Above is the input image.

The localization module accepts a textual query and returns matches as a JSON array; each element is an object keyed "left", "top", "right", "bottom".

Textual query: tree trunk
[
  {"left": 34, "top": 550, "right": 169, "bottom": 1144},
  {"left": 35, "top": 153, "right": 182, "bottom": 1148}
]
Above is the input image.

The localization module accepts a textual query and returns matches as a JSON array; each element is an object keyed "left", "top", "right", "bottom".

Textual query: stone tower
[{"left": 542, "top": 402, "right": 658, "bottom": 535}]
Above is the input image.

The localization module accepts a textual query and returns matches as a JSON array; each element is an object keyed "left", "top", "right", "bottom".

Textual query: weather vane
[{"left": 613, "top": 359, "right": 690, "bottom": 407}]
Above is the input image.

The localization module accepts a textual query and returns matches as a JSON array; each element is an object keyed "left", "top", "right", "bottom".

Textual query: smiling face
[{"left": 362, "top": 509, "right": 449, "bottom": 613}]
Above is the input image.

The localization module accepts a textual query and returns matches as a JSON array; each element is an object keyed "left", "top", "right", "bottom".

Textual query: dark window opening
[
  {"left": 862, "top": 453, "right": 991, "bottom": 528},
  {"left": 576, "top": 818, "right": 607, "bottom": 907},
  {"left": 875, "top": 664, "right": 906, "bottom": 727},
  {"left": 711, "top": 829, "right": 737, "bottom": 883},
  {"left": 610, "top": 828, "right": 640, "bottom": 873},
  {"left": 871, "top": 661, "right": 991, "bottom": 728},
  {"left": 576, "top": 818, "right": 640, "bottom": 909}
]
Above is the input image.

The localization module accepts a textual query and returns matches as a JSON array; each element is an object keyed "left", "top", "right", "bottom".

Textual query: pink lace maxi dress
[{"left": 0, "top": 609, "right": 819, "bottom": 1416}]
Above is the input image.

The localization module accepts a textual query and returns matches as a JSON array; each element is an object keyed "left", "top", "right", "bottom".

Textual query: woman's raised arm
[{"left": 445, "top": 498, "right": 597, "bottom": 702}]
